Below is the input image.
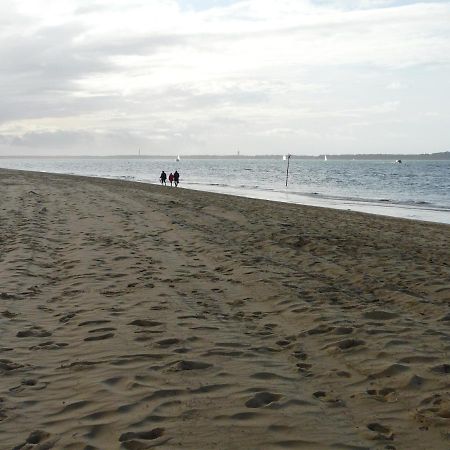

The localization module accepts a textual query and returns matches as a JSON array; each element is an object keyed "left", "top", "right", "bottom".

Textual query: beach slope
[{"left": 1, "top": 169, "right": 449, "bottom": 449}]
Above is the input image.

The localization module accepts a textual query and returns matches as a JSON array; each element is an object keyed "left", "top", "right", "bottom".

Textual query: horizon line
[{"left": 0, "top": 151, "right": 449, "bottom": 159}]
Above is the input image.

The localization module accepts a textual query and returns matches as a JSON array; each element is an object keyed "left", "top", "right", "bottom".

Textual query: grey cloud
[
  {"left": 0, "top": 23, "right": 124, "bottom": 124},
  {"left": 78, "top": 33, "right": 186, "bottom": 58},
  {"left": 0, "top": 128, "right": 143, "bottom": 153},
  {"left": 0, "top": 20, "right": 198, "bottom": 126},
  {"left": 1, "top": 129, "right": 94, "bottom": 148},
  {"left": 1, "top": 1, "right": 449, "bottom": 156},
  {"left": 0, "top": 24, "right": 112, "bottom": 81},
  {"left": 148, "top": 85, "right": 270, "bottom": 110},
  {"left": 0, "top": 127, "right": 207, "bottom": 155},
  {"left": 0, "top": 92, "right": 121, "bottom": 124}
]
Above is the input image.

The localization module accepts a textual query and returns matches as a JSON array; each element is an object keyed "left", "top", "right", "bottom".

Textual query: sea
[{"left": 1, "top": 157, "right": 449, "bottom": 225}]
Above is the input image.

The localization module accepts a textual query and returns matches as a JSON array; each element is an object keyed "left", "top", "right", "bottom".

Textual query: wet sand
[{"left": 1, "top": 168, "right": 449, "bottom": 450}]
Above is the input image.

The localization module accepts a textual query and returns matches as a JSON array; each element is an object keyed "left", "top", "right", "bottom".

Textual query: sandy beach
[{"left": 0, "top": 168, "right": 449, "bottom": 450}]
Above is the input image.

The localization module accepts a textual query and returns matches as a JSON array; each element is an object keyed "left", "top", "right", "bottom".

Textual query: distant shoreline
[{"left": 0, "top": 151, "right": 449, "bottom": 160}]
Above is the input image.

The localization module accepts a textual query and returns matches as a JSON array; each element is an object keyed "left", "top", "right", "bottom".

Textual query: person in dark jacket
[
  {"left": 160, "top": 171, "right": 167, "bottom": 185},
  {"left": 173, "top": 170, "right": 179, "bottom": 187}
]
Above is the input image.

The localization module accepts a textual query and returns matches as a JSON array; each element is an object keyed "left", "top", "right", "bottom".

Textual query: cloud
[{"left": 0, "top": 0, "right": 449, "bottom": 155}]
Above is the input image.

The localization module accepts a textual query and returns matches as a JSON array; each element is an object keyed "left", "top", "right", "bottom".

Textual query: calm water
[{"left": 1, "top": 157, "right": 449, "bottom": 224}]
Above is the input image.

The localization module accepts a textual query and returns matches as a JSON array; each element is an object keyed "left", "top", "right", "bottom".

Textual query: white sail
[
  {"left": 176, "top": 155, "right": 180, "bottom": 161},
  {"left": 324, "top": 155, "right": 327, "bottom": 161},
  {"left": 283, "top": 155, "right": 287, "bottom": 161}
]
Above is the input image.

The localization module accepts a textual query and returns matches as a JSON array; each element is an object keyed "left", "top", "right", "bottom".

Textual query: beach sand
[{"left": 0, "top": 169, "right": 449, "bottom": 450}]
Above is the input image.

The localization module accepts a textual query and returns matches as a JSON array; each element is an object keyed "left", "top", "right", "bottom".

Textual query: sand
[{"left": 0, "top": 168, "right": 449, "bottom": 450}]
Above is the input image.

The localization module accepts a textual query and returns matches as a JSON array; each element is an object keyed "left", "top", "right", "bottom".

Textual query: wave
[{"left": 183, "top": 181, "right": 450, "bottom": 215}]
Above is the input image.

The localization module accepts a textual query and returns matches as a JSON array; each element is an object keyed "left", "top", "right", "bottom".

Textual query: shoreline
[
  {"left": 182, "top": 181, "right": 450, "bottom": 225},
  {"left": 2, "top": 167, "right": 450, "bottom": 226},
  {"left": 1, "top": 169, "right": 449, "bottom": 449}
]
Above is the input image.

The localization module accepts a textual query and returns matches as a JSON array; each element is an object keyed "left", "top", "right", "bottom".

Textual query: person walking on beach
[
  {"left": 173, "top": 170, "right": 180, "bottom": 187},
  {"left": 160, "top": 171, "right": 167, "bottom": 185},
  {"left": 168, "top": 172, "right": 174, "bottom": 187}
]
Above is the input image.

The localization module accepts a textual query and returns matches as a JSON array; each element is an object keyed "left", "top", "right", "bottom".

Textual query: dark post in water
[{"left": 285, "top": 154, "right": 291, "bottom": 187}]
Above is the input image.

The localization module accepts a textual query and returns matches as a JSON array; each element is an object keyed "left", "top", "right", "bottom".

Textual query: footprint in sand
[
  {"left": 415, "top": 392, "right": 450, "bottom": 423},
  {"left": 366, "top": 422, "right": 394, "bottom": 441},
  {"left": 0, "top": 359, "right": 25, "bottom": 373},
  {"left": 16, "top": 327, "right": 52, "bottom": 338},
  {"left": 59, "top": 312, "right": 76, "bottom": 323},
  {"left": 292, "top": 348, "right": 308, "bottom": 361},
  {"left": 366, "top": 387, "right": 397, "bottom": 403},
  {"left": 275, "top": 338, "right": 294, "bottom": 348},
  {"left": 312, "top": 391, "right": 346, "bottom": 407},
  {"left": 119, "top": 428, "right": 165, "bottom": 444},
  {"left": 2, "top": 310, "right": 18, "bottom": 319},
  {"left": 14, "top": 430, "right": 52, "bottom": 449},
  {"left": 296, "top": 363, "right": 313, "bottom": 376},
  {"left": 245, "top": 392, "right": 281, "bottom": 408},
  {"left": 10, "top": 378, "right": 47, "bottom": 393}
]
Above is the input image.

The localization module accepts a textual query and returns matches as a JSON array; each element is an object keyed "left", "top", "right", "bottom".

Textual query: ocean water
[{"left": 1, "top": 157, "right": 449, "bottom": 224}]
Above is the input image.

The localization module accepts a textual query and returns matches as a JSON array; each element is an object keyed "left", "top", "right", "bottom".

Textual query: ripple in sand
[
  {"left": 368, "top": 363, "right": 410, "bottom": 379},
  {"left": 156, "top": 338, "right": 181, "bottom": 347},
  {"left": 53, "top": 400, "right": 91, "bottom": 416},
  {"left": 430, "top": 363, "right": 450, "bottom": 374},
  {"left": 325, "top": 338, "right": 365, "bottom": 351},
  {"left": 269, "top": 439, "right": 319, "bottom": 448},
  {"left": 84, "top": 332, "right": 115, "bottom": 341},
  {"left": 363, "top": 310, "right": 399, "bottom": 320},
  {"left": 78, "top": 320, "right": 111, "bottom": 327},
  {"left": 173, "top": 360, "right": 212, "bottom": 371},
  {"left": 129, "top": 319, "right": 163, "bottom": 327},
  {"left": 251, "top": 372, "right": 295, "bottom": 381},
  {"left": 119, "top": 428, "right": 165, "bottom": 442},
  {"left": 305, "top": 324, "right": 334, "bottom": 335},
  {"left": 29, "top": 341, "right": 68, "bottom": 350},
  {"left": 399, "top": 355, "right": 438, "bottom": 364},
  {"left": 191, "top": 384, "right": 231, "bottom": 394}
]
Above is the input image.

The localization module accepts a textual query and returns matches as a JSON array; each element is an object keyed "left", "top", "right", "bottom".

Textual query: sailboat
[
  {"left": 324, "top": 155, "right": 327, "bottom": 161},
  {"left": 283, "top": 155, "right": 287, "bottom": 161},
  {"left": 176, "top": 155, "right": 180, "bottom": 162}
]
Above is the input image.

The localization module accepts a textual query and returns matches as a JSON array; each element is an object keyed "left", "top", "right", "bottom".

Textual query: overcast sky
[{"left": 0, "top": 0, "right": 449, "bottom": 156}]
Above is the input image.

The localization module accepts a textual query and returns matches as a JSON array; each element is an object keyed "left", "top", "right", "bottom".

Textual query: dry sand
[{"left": 0, "top": 168, "right": 449, "bottom": 450}]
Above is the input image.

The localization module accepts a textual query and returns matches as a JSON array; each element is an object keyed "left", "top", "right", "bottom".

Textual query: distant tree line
[{"left": 2, "top": 151, "right": 448, "bottom": 160}]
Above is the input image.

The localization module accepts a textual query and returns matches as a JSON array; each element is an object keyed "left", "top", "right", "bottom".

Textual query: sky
[{"left": 0, "top": 0, "right": 449, "bottom": 156}]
